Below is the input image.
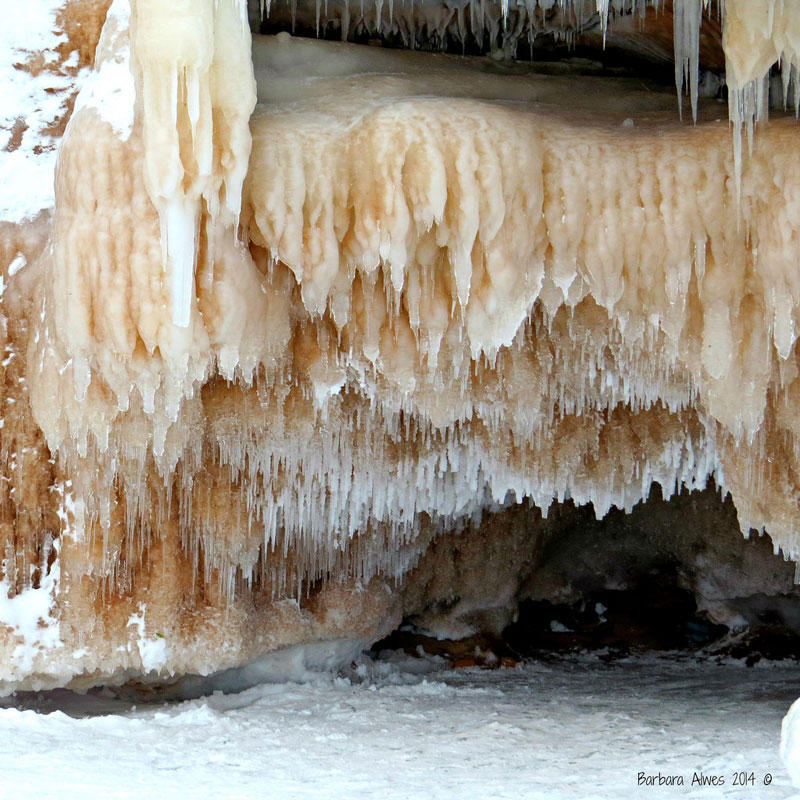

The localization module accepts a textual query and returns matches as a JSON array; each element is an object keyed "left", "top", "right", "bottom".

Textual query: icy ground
[{"left": 0, "top": 653, "right": 798, "bottom": 799}]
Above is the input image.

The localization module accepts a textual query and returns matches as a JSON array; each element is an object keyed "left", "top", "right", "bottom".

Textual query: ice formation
[
  {"left": 782, "top": 696, "right": 800, "bottom": 788},
  {"left": 4, "top": 0, "right": 800, "bottom": 690},
  {"left": 131, "top": 0, "right": 256, "bottom": 327}
]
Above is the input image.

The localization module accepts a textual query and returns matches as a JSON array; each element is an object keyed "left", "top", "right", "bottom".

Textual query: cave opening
[
  {"left": 248, "top": 0, "right": 728, "bottom": 94},
  {"left": 370, "top": 484, "right": 800, "bottom": 671}
]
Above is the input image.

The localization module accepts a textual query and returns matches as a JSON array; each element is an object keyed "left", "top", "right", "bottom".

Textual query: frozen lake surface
[{"left": 1, "top": 652, "right": 799, "bottom": 799}]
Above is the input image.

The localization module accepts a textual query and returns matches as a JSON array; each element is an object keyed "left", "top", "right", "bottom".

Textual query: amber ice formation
[{"left": 2, "top": 0, "right": 800, "bottom": 692}]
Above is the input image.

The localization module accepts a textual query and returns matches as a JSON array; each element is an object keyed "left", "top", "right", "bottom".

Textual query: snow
[
  {"left": 0, "top": 653, "right": 797, "bottom": 798},
  {"left": 72, "top": 0, "right": 135, "bottom": 141},
  {"left": 0, "top": 536, "right": 62, "bottom": 674},
  {"left": 782, "top": 696, "right": 800, "bottom": 789},
  {"left": 126, "top": 604, "right": 168, "bottom": 673},
  {"left": 0, "top": 0, "right": 89, "bottom": 223}
]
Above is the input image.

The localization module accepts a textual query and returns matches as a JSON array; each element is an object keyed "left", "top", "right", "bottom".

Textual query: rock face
[{"left": 2, "top": 0, "right": 800, "bottom": 691}]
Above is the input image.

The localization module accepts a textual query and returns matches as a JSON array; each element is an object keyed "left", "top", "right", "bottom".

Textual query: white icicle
[{"left": 164, "top": 196, "right": 198, "bottom": 328}]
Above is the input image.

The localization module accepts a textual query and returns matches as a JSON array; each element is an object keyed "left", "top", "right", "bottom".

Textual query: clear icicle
[
  {"left": 674, "top": 0, "right": 703, "bottom": 122},
  {"left": 164, "top": 196, "right": 198, "bottom": 328},
  {"left": 342, "top": 0, "right": 350, "bottom": 39},
  {"left": 596, "top": 0, "right": 610, "bottom": 45}
]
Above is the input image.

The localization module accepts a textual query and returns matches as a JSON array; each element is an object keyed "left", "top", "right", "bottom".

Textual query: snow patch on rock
[
  {"left": 0, "top": 0, "right": 90, "bottom": 222},
  {"left": 73, "top": 0, "right": 135, "bottom": 141},
  {"left": 127, "top": 603, "right": 168, "bottom": 673},
  {"left": 0, "top": 536, "right": 62, "bottom": 673}
]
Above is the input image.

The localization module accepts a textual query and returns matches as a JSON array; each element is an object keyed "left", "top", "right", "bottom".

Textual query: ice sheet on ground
[{"left": 0, "top": 653, "right": 797, "bottom": 799}]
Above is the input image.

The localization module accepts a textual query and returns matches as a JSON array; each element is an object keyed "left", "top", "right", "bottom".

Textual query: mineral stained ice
[{"left": 3, "top": 0, "right": 800, "bottom": 694}]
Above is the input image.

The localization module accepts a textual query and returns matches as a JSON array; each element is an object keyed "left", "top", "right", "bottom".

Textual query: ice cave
[{"left": 4, "top": 0, "right": 800, "bottom": 795}]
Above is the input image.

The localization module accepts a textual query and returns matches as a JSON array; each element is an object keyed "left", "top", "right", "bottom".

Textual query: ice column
[{"left": 130, "top": 0, "right": 256, "bottom": 327}]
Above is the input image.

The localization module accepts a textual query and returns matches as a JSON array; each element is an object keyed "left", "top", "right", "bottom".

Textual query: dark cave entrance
[{"left": 371, "top": 483, "right": 800, "bottom": 668}]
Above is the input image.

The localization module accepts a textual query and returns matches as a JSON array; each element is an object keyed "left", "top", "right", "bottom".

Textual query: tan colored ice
[{"left": 2, "top": 0, "right": 800, "bottom": 690}]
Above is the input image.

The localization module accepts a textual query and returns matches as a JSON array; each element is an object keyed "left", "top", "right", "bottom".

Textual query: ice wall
[
  {"left": 5, "top": 1, "right": 800, "bottom": 689},
  {"left": 240, "top": 34, "right": 800, "bottom": 557}
]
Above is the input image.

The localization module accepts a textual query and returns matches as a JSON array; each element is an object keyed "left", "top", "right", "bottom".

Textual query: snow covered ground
[{"left": 0, "top": 652, "right": 798, "bottom": 799}]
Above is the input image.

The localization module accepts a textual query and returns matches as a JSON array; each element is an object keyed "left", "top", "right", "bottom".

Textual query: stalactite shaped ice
[
  {"left": 130, "top": 0, "right": 256, "bottom": 327},
  {"left": 722, "top": 0, "right": 800, "bottom": 185},
  {"left": 674, "top": 0, "right": 705, "bottom": 122},
  {"left": 130, "top": 0, "right": 212, "bottom": 327},
  {"left": 28, "top": 0, "right": 269, "bottom": 473}
]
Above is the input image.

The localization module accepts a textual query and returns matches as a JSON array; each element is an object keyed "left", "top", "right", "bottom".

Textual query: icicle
[
  {"left": 673, "top": 0, "right": 703, "bottom": 123},
  {"left": 794, "top": 65, "right": 800, "bottom": 117},
  {"left": 596, "top": 0, "right": 610, "bottom": 46},
  {"left": 342, "top": 0, "right": 350, "bottom": 39},
  {"left": 164, "top": 196, "right": 198, "bottom": 327}
]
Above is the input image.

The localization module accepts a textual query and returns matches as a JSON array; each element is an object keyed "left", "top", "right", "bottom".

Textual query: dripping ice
[{"left": 19, "top": 0, "right": 800, "bottom": 614}]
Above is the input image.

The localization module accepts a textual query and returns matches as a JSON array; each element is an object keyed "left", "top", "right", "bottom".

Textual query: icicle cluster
[
  {"left": 722, "top": 0, "right": 800, "bottom": 190},
  {"left": 130, "top": 0, "right": 256, "bottom": 327},
  {"left": 22, "top": 22, "right": 800, "bottom": 610},
  {"left": 261, "top": 0, "right": 643, "bottom": 59}
]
